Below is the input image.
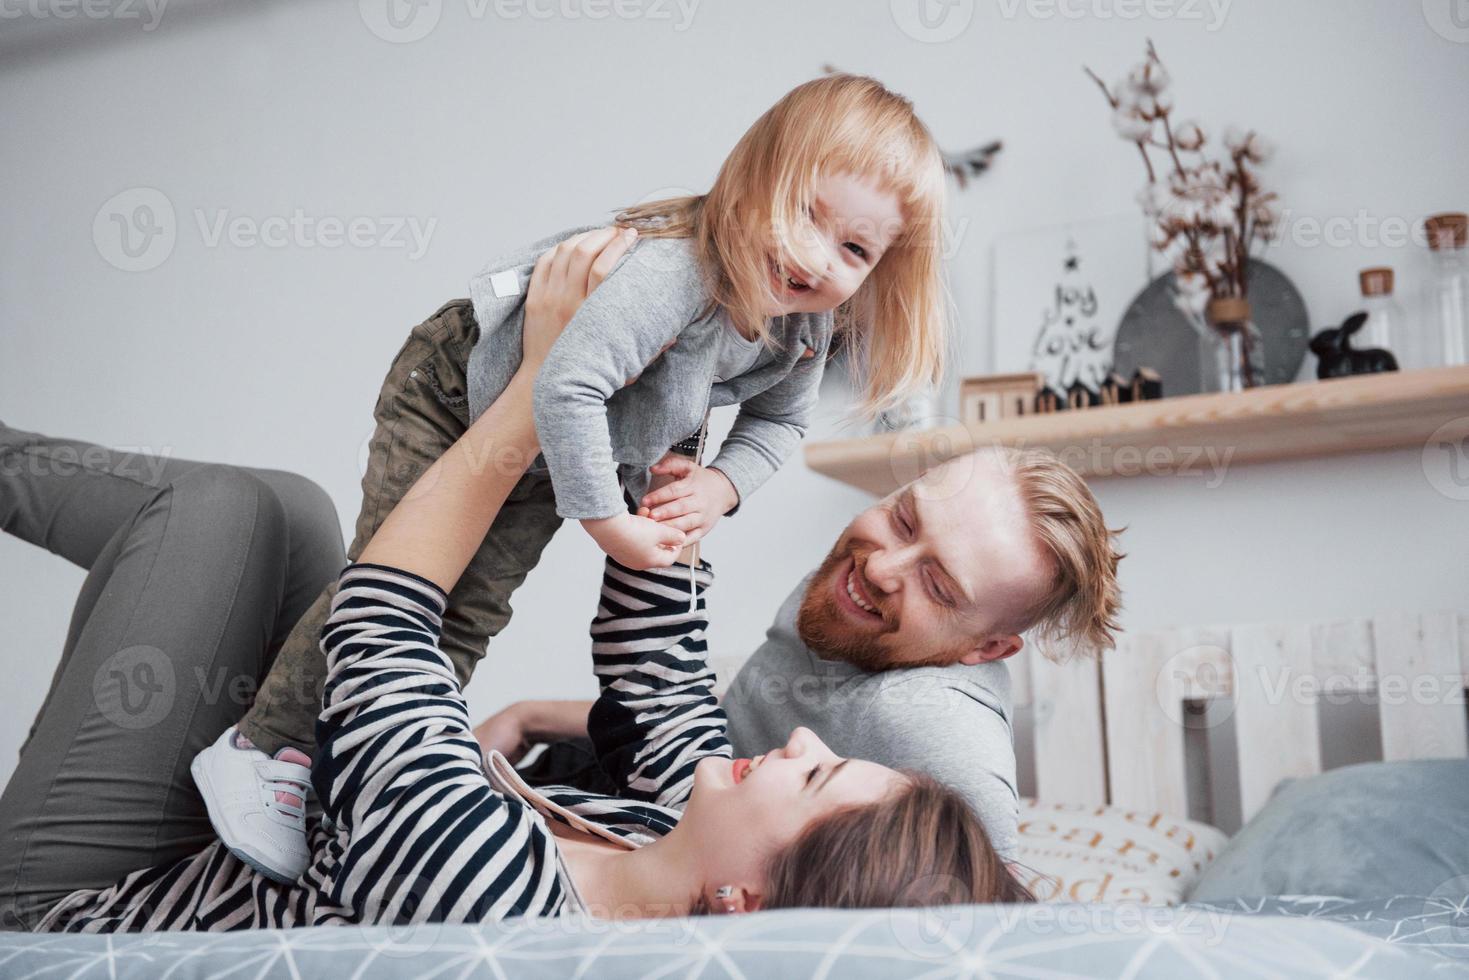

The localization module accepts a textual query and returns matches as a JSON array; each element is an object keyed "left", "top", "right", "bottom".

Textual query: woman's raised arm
[
  {"left": 586, "top": 557, "right": 729, "bottom": 809},
  {"left": 357, "top": 226, "right": 639, "bottom": 593},
  {"left": 313, "top": 227, "right": 642, "bottom": 848}
]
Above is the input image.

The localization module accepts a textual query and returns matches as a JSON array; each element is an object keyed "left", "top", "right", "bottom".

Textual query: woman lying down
[{"left": 0, "top": 234, "right": 1027, "bottom": 932}]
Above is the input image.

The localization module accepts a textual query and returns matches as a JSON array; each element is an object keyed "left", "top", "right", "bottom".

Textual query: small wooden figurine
[
  {"left": 1065, "top": 381, "right": 1102, "bottom": 410},
  {"left": 1098, "top": 371, "right": 1132, "bottom": 406},
  {"left": 960, "top": 372, "right": 1044, "bottom": 425},
  {"left": 1130, "top": 367, "right": 1163, "bottom": 401},
  {"left": 1034, "top": 368, "right": 1163, "bottom": 414},
  {"left": 1035, "top": 386, "right": 1065, "bottom": 413}
]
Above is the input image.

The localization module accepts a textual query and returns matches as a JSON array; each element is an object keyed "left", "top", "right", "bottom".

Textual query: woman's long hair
[
  {"left": 615, "top": 72, "right": 951, "bottom": 417},
  {"left": 763, "top": 772, "right": 1034, "bottom": 910}
]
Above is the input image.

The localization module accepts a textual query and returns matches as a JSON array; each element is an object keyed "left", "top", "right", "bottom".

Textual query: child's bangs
[{"left": 819, "top": 124, "right": 945, "bottom": 252}]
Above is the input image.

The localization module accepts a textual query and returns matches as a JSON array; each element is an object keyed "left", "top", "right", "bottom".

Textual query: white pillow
[{"left": 1013, "top": 798, "right": 1228, "bottom": 906}]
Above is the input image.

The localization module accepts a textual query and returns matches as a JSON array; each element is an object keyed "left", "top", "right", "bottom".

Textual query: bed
[
  {"left": 0, "top": 897, "right": 1461, "bottom": 977},
  {"left": 2, "top": 610, "right": 1466, "bottom": 977}
]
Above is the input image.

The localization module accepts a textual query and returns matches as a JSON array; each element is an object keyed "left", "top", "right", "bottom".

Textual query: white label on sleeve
[{"left": 489, "top": 269, "right": 521, "bottom": 298}]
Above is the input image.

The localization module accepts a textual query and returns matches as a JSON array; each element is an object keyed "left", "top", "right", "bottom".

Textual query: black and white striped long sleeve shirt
[{"left": 36, "top": 559, "right": 727, "bottom": 932}]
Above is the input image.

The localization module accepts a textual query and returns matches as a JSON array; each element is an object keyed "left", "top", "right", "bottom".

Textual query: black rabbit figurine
[{"left": 1309, "top": 312, "right": 1399, "bottom": 379}]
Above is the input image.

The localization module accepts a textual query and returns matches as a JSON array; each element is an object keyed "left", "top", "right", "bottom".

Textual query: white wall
[{"left": 3, "top": 0, "right": 1467, "bottom": 788}]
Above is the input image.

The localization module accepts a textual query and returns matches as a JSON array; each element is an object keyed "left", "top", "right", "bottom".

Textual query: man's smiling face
[{"left": 796, "top": 452, "right": 1055, "bottom": 672}]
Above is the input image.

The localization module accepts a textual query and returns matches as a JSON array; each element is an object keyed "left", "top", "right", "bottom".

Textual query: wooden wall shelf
[{"left": 804, "top": 365, "right": 1469, "bottom": 495}]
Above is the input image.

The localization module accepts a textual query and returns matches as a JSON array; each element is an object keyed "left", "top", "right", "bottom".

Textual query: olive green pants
[{"left": 238, "top": 299, "right": 564, "bottom": 756}]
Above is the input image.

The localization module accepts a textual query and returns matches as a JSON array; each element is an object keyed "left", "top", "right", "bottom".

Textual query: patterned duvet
[{"left": 1, "top": 895, "right": 1464, "bottom": 978}]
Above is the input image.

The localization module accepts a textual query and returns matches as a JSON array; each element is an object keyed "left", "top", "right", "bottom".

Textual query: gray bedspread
[{"left": 1, "top": 896, "right": 1464, "bottom": 978}]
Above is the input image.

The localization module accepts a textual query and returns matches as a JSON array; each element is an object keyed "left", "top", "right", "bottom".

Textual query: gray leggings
[{"left": 0, "top": 423, "right": 346, "bottom": 930}]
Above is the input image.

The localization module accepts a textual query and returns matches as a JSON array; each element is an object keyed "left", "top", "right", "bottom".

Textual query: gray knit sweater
[{"left": 466, "top": 225, "right": 834, "bottom": 520}]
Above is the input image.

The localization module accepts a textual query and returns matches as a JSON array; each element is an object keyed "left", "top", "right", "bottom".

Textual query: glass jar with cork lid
[
  {"left": 1424, "top": 212, "right": 1468, "bottom": 367},
  {"left": 1358, "top": 267, "right": 1416, "bottom": 368}
]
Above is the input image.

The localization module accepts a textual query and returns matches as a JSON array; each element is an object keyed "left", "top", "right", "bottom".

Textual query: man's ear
[{"left": 958, "top": 634, "right": 1023, "bottom": 666}]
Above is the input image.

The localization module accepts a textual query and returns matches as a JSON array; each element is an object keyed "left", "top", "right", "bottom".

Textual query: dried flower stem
[{"left": 1086, "top": 39, "right": 1278, "bottom": 312}]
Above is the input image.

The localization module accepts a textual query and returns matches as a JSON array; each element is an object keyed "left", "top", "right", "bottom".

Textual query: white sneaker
[{"left": 191, "top": 727, "right": 312, "bottom": 884}]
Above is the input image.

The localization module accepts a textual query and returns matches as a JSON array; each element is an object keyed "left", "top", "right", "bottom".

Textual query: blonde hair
[
  {"left": 1000, "top": 448, "right": 1125, "bottom": 660},
  {"left": 615, "top": 73, "right": 950, "bottom": 416}
]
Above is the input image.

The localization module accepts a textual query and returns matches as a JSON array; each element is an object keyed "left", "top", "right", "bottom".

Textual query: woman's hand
[{"left": 522, "top": 226, "right": 639, "bottom": 368}]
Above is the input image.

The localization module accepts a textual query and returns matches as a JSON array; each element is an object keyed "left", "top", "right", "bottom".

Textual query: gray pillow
[{"left": 1187, "top": 759, "right": 1469, "bottom": 902}]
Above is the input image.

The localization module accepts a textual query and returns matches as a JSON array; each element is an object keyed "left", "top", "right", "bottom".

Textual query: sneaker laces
[{"left": 259, "top": 756, "right": 311, "bottom": 823}]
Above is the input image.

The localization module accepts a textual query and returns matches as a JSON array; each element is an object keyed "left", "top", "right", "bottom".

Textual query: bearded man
[{"left": 479, "top": 447, "right": 1124, "bottom": 859}]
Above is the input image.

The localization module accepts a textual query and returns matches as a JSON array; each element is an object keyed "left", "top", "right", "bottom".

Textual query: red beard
[
  {"left": 795, "top": 542, "right": 899, "bottom": 673},
  {"left": 796, "top": 540, "right": 978, "bottom": 673}
]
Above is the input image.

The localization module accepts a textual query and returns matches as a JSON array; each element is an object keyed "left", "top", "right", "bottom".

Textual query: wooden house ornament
[{"left": 959, "top": 372, "right": 1044, "bottom": 425}]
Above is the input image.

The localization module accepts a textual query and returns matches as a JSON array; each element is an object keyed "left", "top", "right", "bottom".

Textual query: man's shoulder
[{"left": 864, "top": 660, "right": 1013, "bottom": 720}]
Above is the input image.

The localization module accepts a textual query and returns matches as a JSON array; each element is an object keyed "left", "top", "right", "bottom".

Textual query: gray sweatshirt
[
  {"left": 722, "top": 573, "right": 1021, "bottom": 860},
  {"left": 466, "top": 225, "right": 834, "bottom": 520}
]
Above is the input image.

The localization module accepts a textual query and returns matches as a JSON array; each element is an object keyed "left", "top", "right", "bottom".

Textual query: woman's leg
[
  {"left": 0, "top": 433, "right": 342, "bottom": 929},
  {"left": 0, "top": 424, "right": 346, "bottom": 754},
  {"left": 0, "top": 422, "right": 209, "bottom": 567}
]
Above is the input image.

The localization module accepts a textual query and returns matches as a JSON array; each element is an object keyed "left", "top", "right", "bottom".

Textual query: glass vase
[{"left": 1200, "top": 297, "right": 1266, "bottom": 392}]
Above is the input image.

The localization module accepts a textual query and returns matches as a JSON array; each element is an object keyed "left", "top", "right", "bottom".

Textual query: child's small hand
[
  {"left": 581, "top": 512, "right": 686, "bottom": 570},
  {"left": 638, "top": 456, "right": 739, "bottom": 546}
]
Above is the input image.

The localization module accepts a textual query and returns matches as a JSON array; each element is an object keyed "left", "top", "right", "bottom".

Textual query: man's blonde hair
[
  {"left": 999, "top": 448, "right": 1125, "bottom": 661},
  {"left": 615, "top": 72, "right": 949, "bottom": 417}
]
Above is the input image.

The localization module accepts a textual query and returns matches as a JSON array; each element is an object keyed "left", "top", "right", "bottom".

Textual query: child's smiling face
[{"left": 766, "top": 171, "right": 905, "bottom": 317}]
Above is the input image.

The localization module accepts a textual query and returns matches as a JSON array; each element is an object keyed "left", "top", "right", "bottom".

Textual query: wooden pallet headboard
[
  {"left": 712, "top": 611, "right": 1469, "bottom": 825},
  {"left": 1017, "top": 611, "right": 1469, "bottom": 822}
]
